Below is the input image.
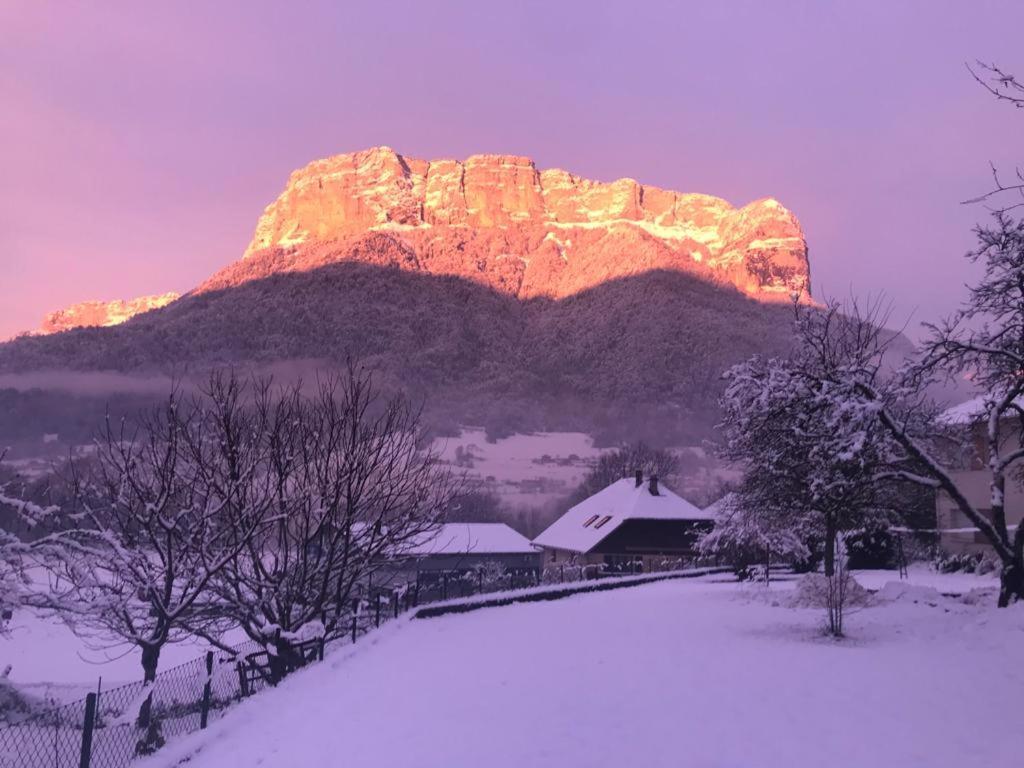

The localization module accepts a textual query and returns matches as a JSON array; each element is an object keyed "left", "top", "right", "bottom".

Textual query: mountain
[
  {"left": 3, "top": 147, "right": 812, "bottom": 445},
  {"left": 39, "top": 293, "right": 180, "bottom": 334},
  {"left": 234, "top": 146, "right": 809, "bottom": 302}
]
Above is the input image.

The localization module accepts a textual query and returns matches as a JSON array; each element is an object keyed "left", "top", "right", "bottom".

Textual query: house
[
  {"left": 395, "top": 522, "right": 542, "bottom": 576},
  {"left": 532, "top": 472, "right": 714, "bottom": 572},
  {"left": 935, "top": 397, "right": 1024, "bottom": 555}
]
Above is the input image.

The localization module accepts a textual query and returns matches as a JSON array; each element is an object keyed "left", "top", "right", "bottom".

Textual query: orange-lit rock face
[
  {"left": 242, "top": 146, "right": 809, "bottom": 301},
  {"left": 40, "top": 293, "right": 180, "bottom": 334}
]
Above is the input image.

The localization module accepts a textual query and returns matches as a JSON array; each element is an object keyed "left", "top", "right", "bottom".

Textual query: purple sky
[{"left": 2, "top": 1, "right": 1022, "bottom": 341}]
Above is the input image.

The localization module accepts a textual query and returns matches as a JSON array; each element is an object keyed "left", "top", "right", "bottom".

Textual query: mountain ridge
[{"left": 34, "top": 146, "right": 810, "bottom": 332}]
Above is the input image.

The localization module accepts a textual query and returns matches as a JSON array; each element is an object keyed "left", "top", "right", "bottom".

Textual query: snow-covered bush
[
  {"left": 845, "top": 526, "right": 897, "bottom": 570},
  {"left": 934, "top": 551, "right": 984, "bottom": 574},
  {"left": 789, "top": 571, "right": 871, "bottom": 612},
  {"left": 541, "top": 563, "right": 585, "bottom": 584},
  {"left": 464, "top": 561, "right": 510, "bottom": 591}
]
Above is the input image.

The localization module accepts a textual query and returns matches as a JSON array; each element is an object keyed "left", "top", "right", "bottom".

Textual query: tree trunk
[
  {"left": 268, "top": 630, "right": 293, "bottom": 684},
  {"left": 135, "top": 643, "right": 166, "bottom": 756},
  {"left": 823, "top": 518, "right": 837, "bottom": 578},
  {"left": 998, "top": 556, "right": 1024, "bottom": 607},
  {"left": 137, "top": 644, "right": 161, "bottom": 727}
]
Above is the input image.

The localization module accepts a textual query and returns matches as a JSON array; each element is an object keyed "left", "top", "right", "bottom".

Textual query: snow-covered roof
[
  {"left": 403, "top": 523, "right": 537, "bottom": 556},
  {"left": 938, "top": 394, "right": 1024, "bottom": 425},
  {"left": 532, "top": 477, "right": 713, "bottom": 554},
  {"left": 702, "top": 493, "right": 738, "bottom": 520},
  {"left": 938, "top": 396, "right": 987, "bottom": 425}
]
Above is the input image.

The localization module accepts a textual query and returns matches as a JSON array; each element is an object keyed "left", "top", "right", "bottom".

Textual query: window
[
  {"left": 594, "top": 515, "right": 613, "bottom": 529},
  {"left": 582, "top": 514, "right": 600, "bottom": 527}
]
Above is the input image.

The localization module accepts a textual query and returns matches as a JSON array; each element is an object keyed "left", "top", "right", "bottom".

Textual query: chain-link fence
[
  {"left": 1, "top": 560, "right": 709, "bottom": 768},
  {"left": 0, "top": 635, "right": 268, "bottom": 768}
]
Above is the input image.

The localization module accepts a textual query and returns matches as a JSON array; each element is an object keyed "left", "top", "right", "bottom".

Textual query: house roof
[
  {"left": 702, "top": 493, "right": 738, "bottom": 520},
  {"left": 938, "top": 396, "right": 987, "bottom": 425},
  {"left": 938, "top": 394, "right": 1024, "bottom": 425},
  {"left": 532, "top": 477, "right": 713, "bottom": 554},
  {"left": 403, "top": 523, "right": 537, "bottom": 556}
]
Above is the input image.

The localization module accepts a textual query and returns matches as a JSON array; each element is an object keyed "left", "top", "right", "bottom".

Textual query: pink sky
[{"left": 1, "top": 1, "right": 1022, "bottom": 340}]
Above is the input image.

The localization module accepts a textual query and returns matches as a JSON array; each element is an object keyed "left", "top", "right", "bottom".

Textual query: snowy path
[{"left": 146, "top": 578, "right": 1024, "bottom": 768}]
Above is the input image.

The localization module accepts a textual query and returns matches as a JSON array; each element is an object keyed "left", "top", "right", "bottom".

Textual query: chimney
[
  {"left": 648, "top": 475, "right": 659, "bottom": 496},
  {"left": 634, "top": 469, "right": 643, "bottom": 487}
]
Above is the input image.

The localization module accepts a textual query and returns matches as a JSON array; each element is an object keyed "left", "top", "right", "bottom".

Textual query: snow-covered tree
[
  {"left": 889, "top": 213, "right": 1024, "bottom": 605},
  {"left": 718, "top": 303, "right": 899, "bottom": 568},
  {"left": 0, "top": 452, "right": 58, "bottom": 634},
  {"left": 29, "top": 381, "right": 275, "bottom": 740},
  {"left": 699, "top": 494, "right": 809, "bottom": 578},
  {"left": 719, "top": 217, "right": 1024, "bottom": 607},
  {"left": 713, "top": 300, "right": 928, "bottom": 633},
  {"left": 199, "top": 366, "right": 458, "bottom": 677},
  {"left": 964, "top": 61, "right": 1023, "bottom": 213}
]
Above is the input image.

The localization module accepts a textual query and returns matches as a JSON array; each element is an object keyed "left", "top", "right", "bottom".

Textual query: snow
[
  {"left": 0, "top": 607, "right": 245, "bottom": 700},
  {"left": 140, "top": 577, "right": 1024, "bottom": 768},
  {"left": 403, "top": 523, "right": 537, "bottom": 556},
  {"left": 533, "top": 476, "right": 711, "bottom": 553},
  {"left": 936, "top": 394, "right": 1024, "bottom": 425},
  {"left": 701, "top": 491, "right": 737, "bottom": 519},
  {"left": 852, "top": 565, "right": 999, "bottom": 595}
]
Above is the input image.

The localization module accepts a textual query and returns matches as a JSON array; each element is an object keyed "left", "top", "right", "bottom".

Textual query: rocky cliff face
[
  {"left": 40, "top": 293, "right": 179, "bottom": 334},
  {"left": 235, "top": 146, "right": 809, "bottom": 302}
]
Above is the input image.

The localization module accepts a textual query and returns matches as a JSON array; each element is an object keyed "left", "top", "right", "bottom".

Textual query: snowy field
[
  {"left": 142, "top": 576, "right": 1024, "bottom": 768},
  {"left": 0, "top": 609, "right": 241, "bottom": 702}
]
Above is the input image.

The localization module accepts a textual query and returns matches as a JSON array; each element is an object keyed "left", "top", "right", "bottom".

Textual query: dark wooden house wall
[{"left": 590, "top": 519, "right": 713, "bottom": 556}]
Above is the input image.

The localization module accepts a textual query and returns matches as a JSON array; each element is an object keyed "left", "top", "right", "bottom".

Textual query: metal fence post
[
  {"left": 237, "top": 661, "right": 249, "bottom": 698},
  {"left": 79, "top": 692, "right": 97, "bottom": 768},
  {"left": 351, "top": 598, "right": 359, "bottom": 643},
  {"left": 200, "top": 651, "right": 214, "bottom": 729},
  {"left": 319, "top": 610, "right": 327, "bottom": 661},
  {"left": 375, "top": 595, "right": 381, "bottom": 628},
  {"left": 393, "top": 590, "right": 400, "bottom": 619}
]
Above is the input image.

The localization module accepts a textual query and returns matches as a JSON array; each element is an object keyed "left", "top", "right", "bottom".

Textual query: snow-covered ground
[
  {"left": 852, "top": 564, "right": 1000, "bottom": 595},
  {"left": 142, "top": 577, "right": 1024, "bottom": 768},
  {"left": 0, "top": 609, "right": 240, "bottom": 702}
]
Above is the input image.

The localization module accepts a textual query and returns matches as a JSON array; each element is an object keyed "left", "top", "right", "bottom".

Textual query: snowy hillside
[{"left": 143, "top": 577, "right": 1024, "bottom": 768}]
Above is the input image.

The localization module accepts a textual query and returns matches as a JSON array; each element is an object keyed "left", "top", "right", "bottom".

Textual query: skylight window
[
  {"left": 594, "top": 515, "right": 612, "bottom": 529},
  {"left": 582, "top": 514, "right": 600, "bottom": 527}
]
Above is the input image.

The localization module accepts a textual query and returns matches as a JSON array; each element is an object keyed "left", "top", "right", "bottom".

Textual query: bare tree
[
  {"left": 964, "top": 60, "right": 1023, "bottom": 212},
  {"left": 882, "top": 213, "right": 1024, "bottom": 605},
  {"left": 29, "top": 380, "right": 275, "bottom": 746},
  {"left": 568, "top": 442, "right": 679, "bottom": 505},
  {"left": 201, "top": 366, "right": 459, "bottom": 676}
]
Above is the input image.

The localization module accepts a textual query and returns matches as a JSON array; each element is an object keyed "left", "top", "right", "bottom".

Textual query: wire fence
[{"left": 1, "top": 557, "right": 705, "bottom": 768}]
